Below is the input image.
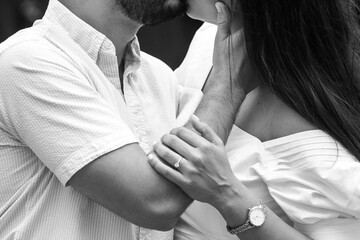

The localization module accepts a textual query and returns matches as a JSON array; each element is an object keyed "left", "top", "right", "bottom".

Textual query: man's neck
[{"left": 60, "top": 0, "right": 142, "bottom": 63}]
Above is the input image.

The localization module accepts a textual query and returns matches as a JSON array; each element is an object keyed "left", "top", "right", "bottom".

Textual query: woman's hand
[
  {"left": 148, "top": 117, "right": 313, "bottom": 240},
  {"left": 148, "top": 116, "right": 239, "bottom": 209}
]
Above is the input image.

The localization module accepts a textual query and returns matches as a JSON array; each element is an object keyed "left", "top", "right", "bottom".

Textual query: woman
[{"left": 149, "top": 0, "right": 360, "bottom": 239}]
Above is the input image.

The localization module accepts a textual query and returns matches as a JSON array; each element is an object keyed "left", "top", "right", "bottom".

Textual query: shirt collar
[
  {"left": 124, "top": 37, "right": 141, "bottom": 77},
  {"left": 42, "top": 0, "right": 141, "bottom": 74}
]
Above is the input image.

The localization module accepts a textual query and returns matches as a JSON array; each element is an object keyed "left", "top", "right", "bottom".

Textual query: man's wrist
[
  {"left": 197, "top": 68, "right": 246, "bottom": 142},
  {"left": 204, "top": 69, "right": 246, "bottom": 106},
  {"left": 195, "top": 87, "right": 244, "bottom": 142}
]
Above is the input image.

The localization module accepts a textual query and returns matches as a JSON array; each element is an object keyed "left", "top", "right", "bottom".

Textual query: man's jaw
[{"left": 119, "top": 0, "right": 188, "bottom": 26}]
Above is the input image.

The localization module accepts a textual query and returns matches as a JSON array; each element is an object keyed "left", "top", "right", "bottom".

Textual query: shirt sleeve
[
  {"left": 0, "top": 40, "right": 138, "bottom": 186},
  {"left": 174, "top": 23, "right": 216, "bottom": 127},
  {"left": 175, "top": 84, "right": 203, "bottom": 127},
  {"left": 175, "top": 23, "right": 216, "bottom": 90}
]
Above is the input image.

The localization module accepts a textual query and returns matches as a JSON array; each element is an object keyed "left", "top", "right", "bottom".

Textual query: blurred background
[{"left": 0, "top": 0, "right": 203, "bottom": 70}]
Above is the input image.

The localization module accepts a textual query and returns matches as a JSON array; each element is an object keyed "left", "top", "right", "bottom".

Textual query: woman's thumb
[
  {"left": 215, "top": 2, "right": 231, "bottom": 42},
  {"left": 190, "top": 115, "right": 223, "bottom": 146}
]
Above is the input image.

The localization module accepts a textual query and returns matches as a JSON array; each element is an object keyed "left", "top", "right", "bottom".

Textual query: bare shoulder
[
  {"left": 269, "top": 95, "right": 317, "bottom": 140},
  {"left": 235, "top": 85, "right": 316, "bottom": 142}
]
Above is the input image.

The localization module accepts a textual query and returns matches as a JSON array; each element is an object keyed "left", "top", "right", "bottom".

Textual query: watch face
[{"left": 249, "top": 207, "right": 266, "bottom": 227}]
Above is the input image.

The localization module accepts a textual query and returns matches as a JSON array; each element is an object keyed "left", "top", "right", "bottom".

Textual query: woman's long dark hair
[{"left": 239, "top": 0, "right": 360, "bottom": 161}]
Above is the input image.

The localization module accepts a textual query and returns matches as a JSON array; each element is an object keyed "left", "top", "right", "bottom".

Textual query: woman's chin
[
  {"left": 185, "top": 0, "right": 218, "bottom": 24},
  {"left": 186, "top": 11, "right": 217, "bottom": 24}
]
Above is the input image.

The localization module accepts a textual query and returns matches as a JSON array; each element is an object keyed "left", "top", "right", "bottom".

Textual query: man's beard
[{"left": 116, "top": 0, "right": 188, "bottom": 25}]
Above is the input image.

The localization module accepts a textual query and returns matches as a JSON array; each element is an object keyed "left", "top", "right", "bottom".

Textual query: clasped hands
[{"left": 149, "top": 115, "right": 238, "bottom": 210}]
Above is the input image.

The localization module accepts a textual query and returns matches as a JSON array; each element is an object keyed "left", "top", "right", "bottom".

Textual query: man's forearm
[
  {"left": 194, "top": 68, "right": 245, "bottom": 143},
  {"left": 69, "top": 143, "right": 192, "bottom": 230}
]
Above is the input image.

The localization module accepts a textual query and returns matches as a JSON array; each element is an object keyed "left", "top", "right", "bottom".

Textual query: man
[{"left": 0, "top": 0, "right": 245, "bottom": 239}]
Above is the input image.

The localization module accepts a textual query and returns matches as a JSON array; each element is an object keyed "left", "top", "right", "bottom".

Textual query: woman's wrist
[{"left": 214, "top": 178, "right": 259, "bottom": 228}]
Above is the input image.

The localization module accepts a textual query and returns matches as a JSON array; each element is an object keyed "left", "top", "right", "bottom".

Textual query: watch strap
[{"left": 226, "top": 220, "right": 254, "bottom": 235}]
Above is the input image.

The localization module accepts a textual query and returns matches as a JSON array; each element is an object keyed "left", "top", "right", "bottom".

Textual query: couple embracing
[{"left": 0, "top": 0, "right": 359, "bottom": 239}]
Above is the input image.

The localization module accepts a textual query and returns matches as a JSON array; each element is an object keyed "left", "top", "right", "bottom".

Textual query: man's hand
[
  {"left": 194, "top": 2, "right": 258, "bottom": 143},
  {"left": 212, "top": 2, "right": 255, "bottom": 96}
]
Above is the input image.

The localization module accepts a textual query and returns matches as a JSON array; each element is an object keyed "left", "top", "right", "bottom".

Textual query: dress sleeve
[
  {"left": 254, "top": 132, "right": 360, "bottom": 240},
  {"left": 0, "top": 41, "right": 138, "bottom": 186},
  {"left": 289, "top": 158, "right": 360, "bottom": 240},
  {"left": 294, "top": 218, "right": 360, "bottom": 240}
]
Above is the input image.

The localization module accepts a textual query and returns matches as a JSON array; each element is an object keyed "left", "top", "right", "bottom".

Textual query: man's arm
[
  {"left": 192, "top": 3, "right": 252, "bottom": 143},
  {"left": 69, "top": 143, "right": 191, "bottom": 231},
  {"left": 194, "top": 66, "right": 245, "bottom": 143},
  {"left": 0, "top": 40, "right": 191, "bottom": 231}
]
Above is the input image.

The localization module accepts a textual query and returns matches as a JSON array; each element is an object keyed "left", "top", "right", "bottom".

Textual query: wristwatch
[{"left": 226, "top": 200, "right": 266, "bottom": 235}]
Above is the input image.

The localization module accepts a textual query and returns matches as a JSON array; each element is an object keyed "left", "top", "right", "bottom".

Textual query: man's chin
[
  {"left": 143, "top": 1, "right": 188, "bottom": 25},
  {"left": 117, "top": 0, "right": 188, "bottom": 26},
  {"left": 165, "top": 0, "right": 188, "bottom": 9}
]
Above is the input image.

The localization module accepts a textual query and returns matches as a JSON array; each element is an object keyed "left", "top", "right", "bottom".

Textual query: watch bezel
[{"left": 248, "top": 205, "right": 266, "bottom": 227}]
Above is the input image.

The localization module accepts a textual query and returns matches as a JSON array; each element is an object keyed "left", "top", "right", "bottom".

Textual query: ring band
[{"left": 174, "top": 156, "right": 183, "bottom": 169}]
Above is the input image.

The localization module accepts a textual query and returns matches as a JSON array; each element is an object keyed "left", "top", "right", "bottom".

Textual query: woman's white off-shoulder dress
[{"left": 175, "top": 23, "right": 360, "bottom": 240}]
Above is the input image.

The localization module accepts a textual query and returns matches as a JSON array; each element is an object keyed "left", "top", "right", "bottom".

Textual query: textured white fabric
[
  {"left": 255, "top": 130, "right": 360, "bottom": 239},
  {"left": 175, "top": 23, "right": 215, "bottom": 90},
  {"left": 175, "top": 22, "right": 360, "bottom": 240},
  {"left": 0, "top": 0, "right": 202, "bottom": 239}
]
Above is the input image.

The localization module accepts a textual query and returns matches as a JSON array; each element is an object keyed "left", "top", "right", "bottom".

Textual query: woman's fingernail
[
  {"left": 148, "top": 154, "right": 154, "bottom": 160},
  {"left": 153, "top": 141, "right": 157, "bottom": 146},
  {"left": 192, "top": 115, "right": 200, "bottom": 121}
]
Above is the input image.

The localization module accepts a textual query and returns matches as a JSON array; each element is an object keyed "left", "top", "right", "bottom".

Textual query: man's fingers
[
  {"left": 190, "top": 115, "right": 223, "bottom": 146},
  {"left": 215, "top": 2, "right": 231, "bottom": 42}
]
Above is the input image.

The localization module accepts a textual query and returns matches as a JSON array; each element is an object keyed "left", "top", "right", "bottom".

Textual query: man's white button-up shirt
[{"left": 0, "top": 0, "right": 202, "bottom": 239}]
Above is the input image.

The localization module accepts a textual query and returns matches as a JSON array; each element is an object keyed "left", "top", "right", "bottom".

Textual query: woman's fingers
[
  {"left": 167, "top": 116, "right": 223, "bottom": 147},
  {"left": 169, "top": 124, "right": 209, "bottom": 146},
  {"left": 147, "top": 153, "right": 185, "bottom": 185},
  {"left": 161, "top": 132, "right": 200, "bottom": 161},
  {"left": 160, "top": 116, "right": 224, "bottom": 162},
  {"left": 153, "top": 141, "right": 189, "bottom": 171},
  {"left": 190, "top": 116, "right": 223, "bottom": 146}
]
